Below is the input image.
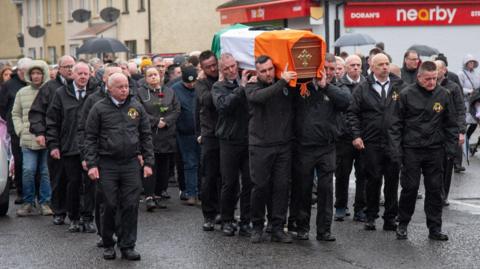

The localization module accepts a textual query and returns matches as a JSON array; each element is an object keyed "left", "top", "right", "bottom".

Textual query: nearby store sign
[{"left": 344, "top": 1, "right": 480, "bottom": 27}]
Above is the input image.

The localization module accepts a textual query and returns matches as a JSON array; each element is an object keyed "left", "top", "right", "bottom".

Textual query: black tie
[
  {"left": 377, "top": 81, "right": 387, "bottom": 101},
  {"left": 78, "top": 90, "right": 85, "bottom": 101}
]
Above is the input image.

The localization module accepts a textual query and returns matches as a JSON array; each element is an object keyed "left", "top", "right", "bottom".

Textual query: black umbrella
[
  {"left": 76, "top": 37, "right": 129, "bottom": 54},
  {"left": 334, "top": 33, "right": 376, "bottom": 47},
  {"left": 407, "top": 44, "right": 439, "bottom": 57}
]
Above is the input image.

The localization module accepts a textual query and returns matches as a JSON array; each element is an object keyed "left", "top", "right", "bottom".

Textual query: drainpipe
[
  {"left": 147, "top": 0, "right": 152, "bottom": 54},
  {"left": 334, "top": 1, "right": 345, "bottom": 56},
  {"left": 324, "top": 0, "right": 330, "bottom": 52}
]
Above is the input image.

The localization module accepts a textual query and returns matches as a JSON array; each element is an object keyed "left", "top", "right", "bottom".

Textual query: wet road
[{"left": 1, "top": 156, "right": 480, "bottom": 268}]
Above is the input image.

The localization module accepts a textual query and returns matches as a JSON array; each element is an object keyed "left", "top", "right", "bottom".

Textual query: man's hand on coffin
[
  {"left": 281, "top": 63, "right": 297, "bottom": 82},
  {"left": 316, "top": 71, "right": 327, "bottom": 89}
]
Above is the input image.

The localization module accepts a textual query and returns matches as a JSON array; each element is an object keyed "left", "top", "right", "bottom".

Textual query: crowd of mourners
[{"left": 0, "top": 43, "right": 479, "bottom": 261}]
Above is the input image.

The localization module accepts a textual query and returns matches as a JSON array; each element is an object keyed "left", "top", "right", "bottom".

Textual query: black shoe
[
  {"left": 68, "top": 220, "right": 81, "bottom": 233},
  {"left": 202, "top": 219, "right": 215, "bottom": 232},
  {"left": 154, "top": 197, "right": 167, "bottom": 209},
  {"left": 121, "top": 248, "right": 141, "bottom": 261},
  {"left": 316, "top": 232, "right": 336, "bottom": 241},
  {"left": 353, "top": 210, "right": 367, "bottom": 222},
  {"left": 396, "top": 225, "right": 408, "bottom": 240},
  {"left": 53, "top": 215, "right": 65, "bottom": 225},
  {"left": 428, "top": 231, "right": 449, "bottom": 241},
  {"left": 145, "top": 197, "right": 156, "bottom": 212},
  {"left": 96, "top": 238, "right": 104, "bottom": 248},
  {"left": 443, "top": 200, "right": 450, "bottom": 207},
  {"left": 271, "top": 230, "right": 293, "bottom": 243},
  {"left": 239, "top": 224, "right": 252, "bottom": 237},
  {"left": 345, "top": 208, "right": 351, "bottom": 216},
  {"left": 454, "top": 165, "right": 466, "bottom": 173},
  {"left": 295, "top": 231, "right": 309, "bottom": 240},
  {"left": 383, "top": 220, "right": 397, "bottom": 231},
  {"left": 179, "top": 191, "right": 188, "bottom": 201},
  {"left": 251, "top": 229, "right": 263, "bottom": 243},
  {"left": 265, "top": 223, "right": 272, "bottom": 233},
  {"left": 14, "top": 196, "right": 24, "bottom": 205},
  {"left": 103, "top": 247, "right": 116, "bottom": 260},
  {"left": 417, "top": 193, "right": 423, "bottom": 199},
  {"left": 364, "top": 221, "right": 376, "bottom": 231},
  {"left": 83, "top": 221, "right": 97, "bottom": 233},
  {"left": 222, "top": 222, "right": 237, "bottom": 236},
  {"left": 160, "top": 190, "right": 171, "bottom": 199}
]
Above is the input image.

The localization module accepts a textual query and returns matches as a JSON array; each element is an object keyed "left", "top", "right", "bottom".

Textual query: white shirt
[
  {"left": 110, "top": 96, "right": 124, "bottom": 107},
  {"left": 346, "top": 75, "right": 361, "bottom": 84},
  {"left": 372, "top": 74, "right": 390, "bottom": 97}
]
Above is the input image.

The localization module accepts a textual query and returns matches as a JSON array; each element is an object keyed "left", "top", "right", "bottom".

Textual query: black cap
[
  {"left": 435, "top": 53, "right": 448, "bottom": 66},
  {"left": 181, "top": 65, "right": 197, "bottom": 83}
]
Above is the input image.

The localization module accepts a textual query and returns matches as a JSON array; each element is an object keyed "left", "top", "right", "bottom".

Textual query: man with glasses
[{"left": 401, "top": 50, "right": 420, "bottom": 84}]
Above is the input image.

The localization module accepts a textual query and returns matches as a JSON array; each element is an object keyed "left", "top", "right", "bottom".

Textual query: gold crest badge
[
  {"left": 128, "top": 107, "right": 139, "bottom": 119},
  {"left": 391, "top": 91, "right": 399, "bottom": 101},
  {"left": 433, "top": 102, "right": 443, "bottom": 113}
]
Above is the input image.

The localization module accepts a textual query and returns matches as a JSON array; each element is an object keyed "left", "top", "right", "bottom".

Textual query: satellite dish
[
  {"left": 100, "top": 7, "right": 120, "bottom": 22},
  {"left": 72, "top": 9, "right": 91, "bottom": 23},
  {"left": 28, "top": 25, "right": 46, "bottom": 38}
]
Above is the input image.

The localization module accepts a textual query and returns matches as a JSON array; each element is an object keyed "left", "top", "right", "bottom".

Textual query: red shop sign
[{"left": 344, "top": 1, "right": 480, "bottom": 27}]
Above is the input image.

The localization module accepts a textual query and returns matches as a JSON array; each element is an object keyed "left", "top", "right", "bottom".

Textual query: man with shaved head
[
  {"left": 347, "top": 53, "right": 406, "bottom": 232},
  {"left": 29, "top": 55, "right": 75, "bottom": 224},
  {"left": 46, "top": 62, "right": 96, "bottom": 233},
  {"left": 334, "top": 54, "right": 367, "bottom": 222},
  {"left": 84, "top": 72, "right": 154, "bottom": 260},
  {"left": 434, "top": 60, "right": 466, "bottom": 206}
]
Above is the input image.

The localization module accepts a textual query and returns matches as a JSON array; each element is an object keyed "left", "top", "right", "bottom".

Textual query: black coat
[
  {"left": 336, "top": 75, "right": 365, "bottom": 141},
  {"left": 389, "top": 83, "right": 458, "bottom": 159},
  {"left": 0, "top": 72, "right": 27, "bottom": 134},
  {"left": 28, "top": 74, "right": 67, "bottom": 136},
  {"left": 194, "top": 76, "right": 218, "bottom": 139},
  {"left": 212, "top": 80, "right": 249, "bottom": 144},
  {"left": 137, "top": 84, "right": 180, "bottom": 153},
  {"left": 46, "top": 82, "right": 95, "bottom": 156},
  {"left": 84, "top": 94, "right": 154, "bottom": 168},
  {"left": 347, "top": 73, "right": 407, "bottom": 146},
  {"left": 294, "top": 80, "right": 352, "bottom": 146},
  {"left": 400, "top": 67, "right": 418, "bottom": 85},
  {"left": 245, "top": 78, "right": 293, "bottom": 146},
  {"left": 440, "top": 78, "right": 466, "bottom": 134}
]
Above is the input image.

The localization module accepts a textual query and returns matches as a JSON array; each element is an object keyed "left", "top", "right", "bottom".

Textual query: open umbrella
[
  {"left": 334, "top": 33, "right": 376, "bottom": 47},
  {"left": 407, "top": 44, "right": 439, "bottom": 57},
  {"left": 76, "top": 37, "right": 129, "bottom": 54}
]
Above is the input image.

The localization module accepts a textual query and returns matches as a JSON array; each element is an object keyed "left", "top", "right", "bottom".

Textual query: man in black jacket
[
  {"left": 46, "top": 62, "right": 96, "bottom": 233},
  {"left": 245, "top": 55, "right": 297, "bottom": 243},
  {"left": 0, "top": 57, "right": 32, "bottom": 203},
  {"left": 85, "top": 73, "right": 154, "bottom": 260},
  {"left": 195, "top": 50, "right": 221, "bottom": 231},
  {"left": 292, "top": 53, "right": 352, "bottom": 241},
  {"left": 334, "top": 54, "right": 367, "bottom": 222},
  {"left": 29, "top": 55, "right": 75, "bottom": 224},
  {"left": 347, "top": 53, "right": 406, "bottom": 232},
  {"left": 212, "top": 53, "right": 252, "bottom": 237},
  {"left": 390, "top": 61, "right": 458, "bottom": 241},
  {"left": 400, "top": 50, "right": 419, "bottom": 85}
]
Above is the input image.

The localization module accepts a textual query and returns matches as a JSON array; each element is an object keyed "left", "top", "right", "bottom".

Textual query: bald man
[
  {"left": 84, "top": 73, "right": 154, "bottom": 260},
  {"left": 46, "top": 62, "right": 97, "bottom": 233},
  {"left": 29, "top": 55, "right": 75, "bottom": 224},
  {"left": 347, "top": 53, "right": 407, "bottom": 232}
]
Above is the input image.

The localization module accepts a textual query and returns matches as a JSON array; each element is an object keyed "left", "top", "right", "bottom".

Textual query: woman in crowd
[{"left": 458, "top": 54, "right": 480, "bottom": 141}]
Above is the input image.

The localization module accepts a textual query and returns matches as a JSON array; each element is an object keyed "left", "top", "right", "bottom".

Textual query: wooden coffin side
[{"left": 291, "top": 38, "right": 323, "bottom": 79}]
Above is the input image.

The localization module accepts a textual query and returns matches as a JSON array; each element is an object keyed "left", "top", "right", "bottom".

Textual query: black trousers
[
  {"left": 334, "top": 140, "right": 366, "bottom": 212},
  {"left": 200, "top": 137, "right": 221, "bottom": 220},
  {"left": 62, "top": 155, "right": 94, "bottom": 221},
  {"left": 453, "top": 144, "right": 463, "bottom": 167},
  {"left": 362, "top": 144, "right": 399, "bottom": 222},
  {"left": 250, "top": 143, "right": 291, "bottom": 232},
  {"left": 293, "top": 144, "right": 335, "bottom": 234},
  {"left": 10, "top": 133, "right": 22, "bottom": 197},
  {"left": 49, "top": 156, "right": 67, "bottom": 217},
  {"left": 443, "top": 153, "right": 454, "bottom": 201},
  {"left": 143, "top": 153, "right": 170, "bottom": 197},
  {"left": 98, "top": 157, "right": 142, "bottom": 250},
  {"left": 398, "top": 148, "right": 444, "bottom": 232},
  {"left": 220, "top": 141, "right": 251, "bottom": 224},
  {"left": 175, "top": 142, "right": 185, "bottom": 192}
]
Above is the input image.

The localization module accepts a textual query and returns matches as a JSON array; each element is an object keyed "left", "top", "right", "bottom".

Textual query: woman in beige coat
[{"left": 12, "top": 60, "right": 53, "bottom": 216}]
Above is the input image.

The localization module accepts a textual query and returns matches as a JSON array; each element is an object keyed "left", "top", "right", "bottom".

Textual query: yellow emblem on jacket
[
  {"left": 391, "top": 91, "right": 399, "bottom": 101},
  {"left": 433, "top": 102, "right": 443, "bottom": 113},
  {"left": 128, "top": 107, "right": 139, "bottom": 119}
]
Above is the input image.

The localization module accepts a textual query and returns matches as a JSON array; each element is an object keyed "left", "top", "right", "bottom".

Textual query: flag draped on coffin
[{"left": 215, "top": 27, "right": 326, "bottom": 89}]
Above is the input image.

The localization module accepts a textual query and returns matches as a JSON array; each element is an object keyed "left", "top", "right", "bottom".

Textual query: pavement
[{"left": 1, "top": 155, "right": 480, "bottom": 268}]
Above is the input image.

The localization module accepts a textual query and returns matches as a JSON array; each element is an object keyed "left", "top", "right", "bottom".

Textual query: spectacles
[
  {"left": 155, "top": 65, "right": 166, "bottom": 68},
  {"left": 60, "top": 65, "right": 74, "bottom": 69},
  {"left": 407, "top": 58, "right": 419, "bottom": 61}
]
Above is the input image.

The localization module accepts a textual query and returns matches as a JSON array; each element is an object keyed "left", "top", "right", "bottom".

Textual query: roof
[
  {"left": 69, "top": 22, "right": 116, "bottom": 40},
  {"left": 217, "top": 0, "right": 277, "bottom": 10}
]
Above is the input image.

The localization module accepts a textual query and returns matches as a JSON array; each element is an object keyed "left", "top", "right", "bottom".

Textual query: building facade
[{"left": 0, "top": 1, "right": 23, "bottom": 63}]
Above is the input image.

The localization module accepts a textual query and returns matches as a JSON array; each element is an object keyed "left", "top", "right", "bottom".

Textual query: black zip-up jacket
[
  {"left": 195, "top": 76, "right": 218, "bottom": 138},
  {"left": 294, "top": 80, "right": 352, "bottom": 146},
  {"left": 137, "top": 84, "right": 180, "bottom": 153},
  {"left": 212, "top": 80, "right": 249, "bottom": 145},
  {"left": 245, "top": 78, "right": 293, "bottom": 146},
  {"left": 28, "top": 74, "right": 67, "bottom": 136},
  {"left": 389, "top": 83, "right": 458, "bottom": 159},
  {"left": 400, "top": 66, "right": 418, "bottom": 85},
  {"left": 84, "top": 94, "right": 154, "bottom": 168},
  {"left": 336, "top": 75, "right": 365, "bottom": 141},
  {"left": 0, "top": 72, "right": 27, "bottom": 135},
  {"left": 347, "top": 73, "right": 407, "bottom": 146},
  {"left": 440, "top": 78, "right": 466, "bottom": 134},
  {"left": 46, "top": 82, "right": 95, "bottom": 156}
]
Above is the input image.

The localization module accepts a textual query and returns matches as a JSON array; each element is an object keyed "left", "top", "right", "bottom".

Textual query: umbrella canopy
[
  {"left": 407, "top": 44, "right": 439, "bottom": 57},
  {"left": 76, "top": 37, "right": 129, "bottom": 54},
  {"left": 334, "top": 32, "right": 376, "bottom": 47}
]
